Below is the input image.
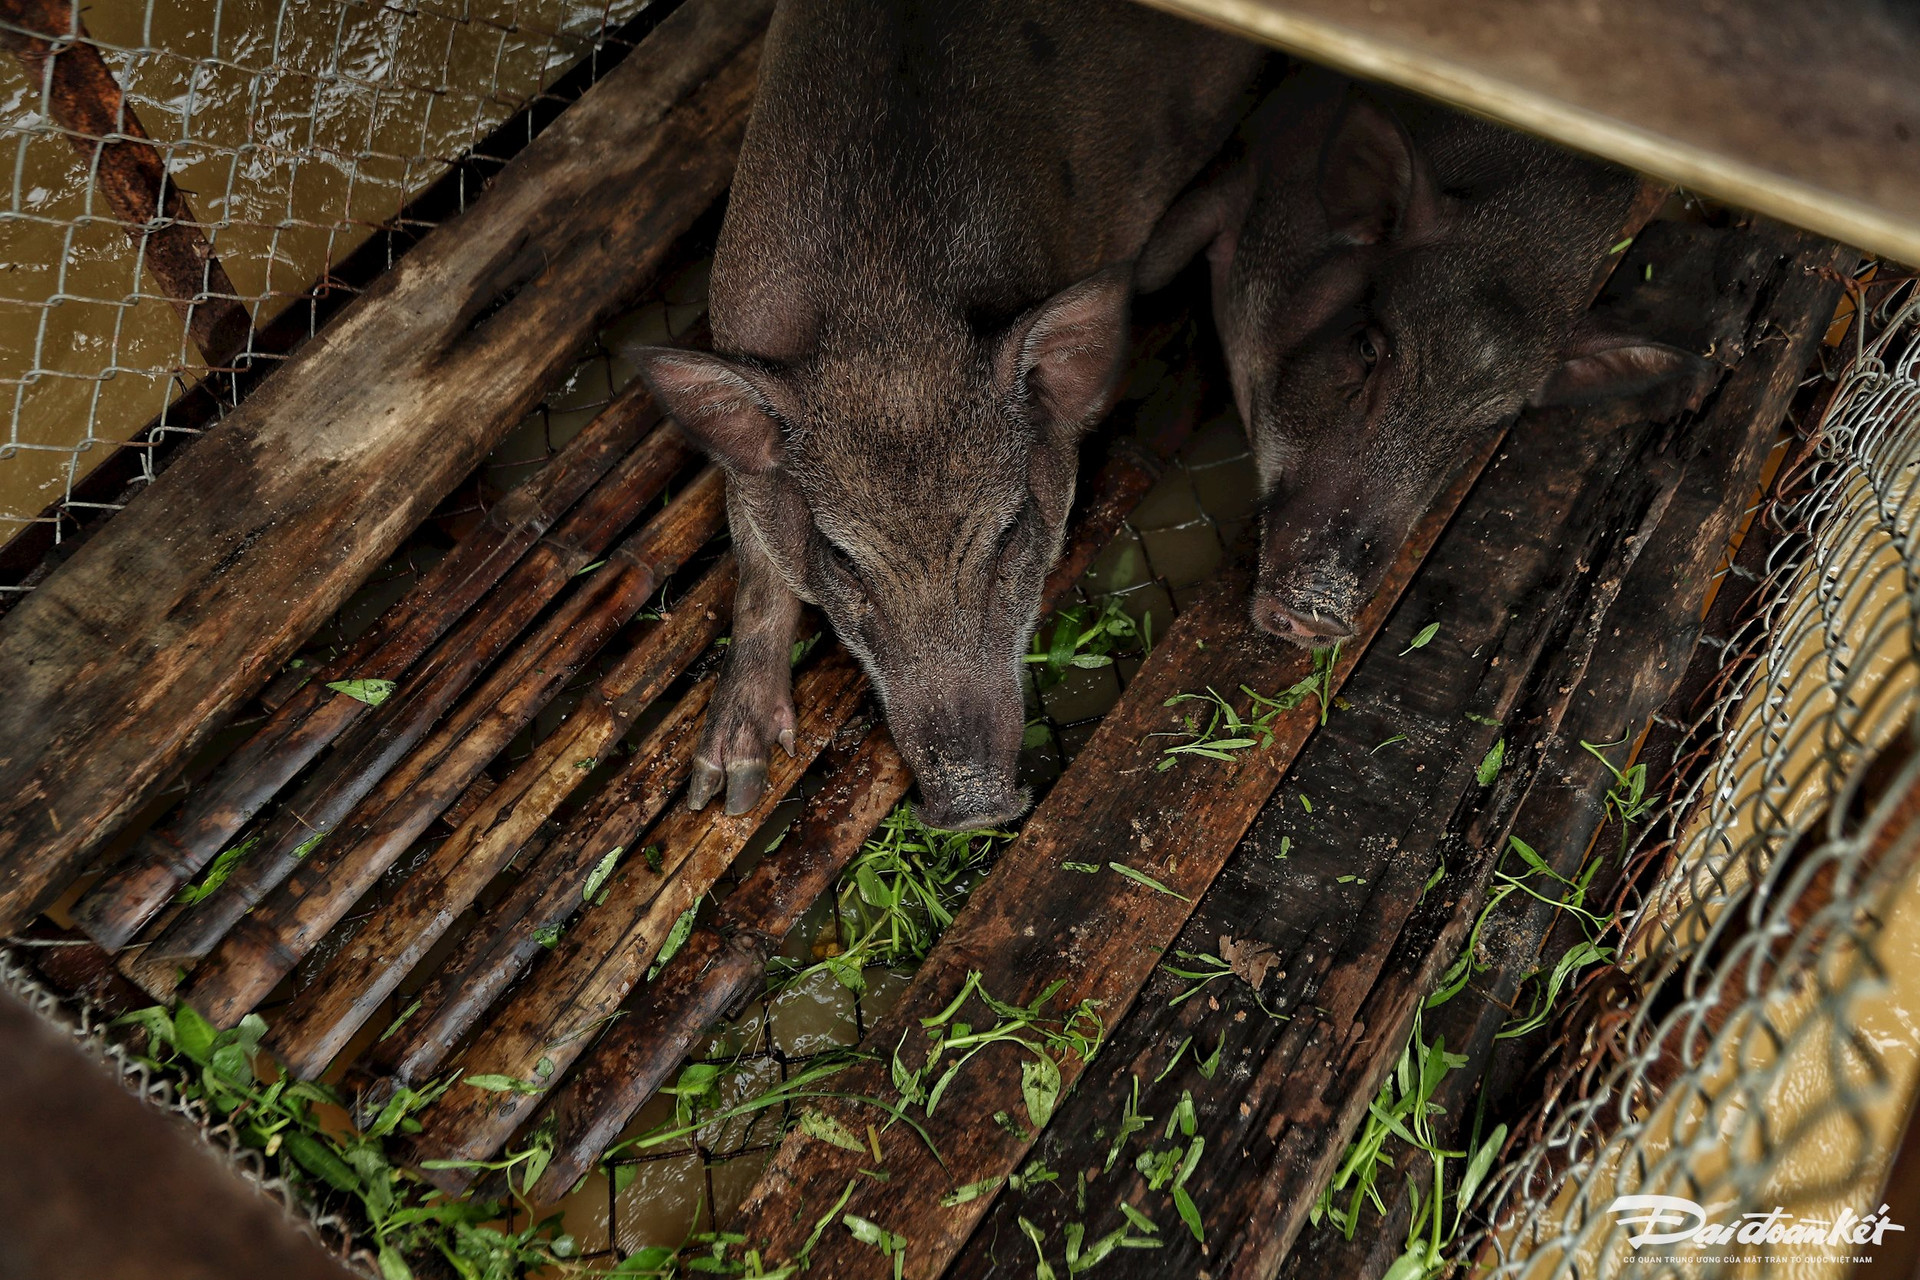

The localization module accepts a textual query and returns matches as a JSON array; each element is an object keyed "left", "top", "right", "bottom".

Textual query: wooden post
[{"left": 0, "top": 0, "right": 770, "bottom": 936}]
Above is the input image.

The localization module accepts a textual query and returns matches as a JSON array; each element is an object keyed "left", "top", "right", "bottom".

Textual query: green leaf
[
  {"left": 282, "top": 1131, "right": 361, "bottom": 1195},
  {"left": 647, "top": 900, "right": 700, "bottom": 980},
  {"left": 1118, "top": 1202, "right": 1159, "bottom": 1235},
  {"left": 583, "top": 845, "right": 624, "bottom": 905},
  {"left": 1022, "top": 1053, "right": 1062, "bottom": 1128},
  {"left": 325, "top": 678, "right": 395, "bottom": 707},
  {"left": 1475, "top": 739, "right": 1505, "bottom": 787},
  {"left": 177, "top": 836, "right": 257, "bottom": 905},
  {"left": 1107, "top": 861, "right": 1190, "bottom": 902},
  {"left": 376, "top": 1243, "right": 413, "bottom": 1280},
  {"left": 173, "top": 1004, "right": 218, "bottom": 1064},
  {"left": 1017, "top": 1216, "right": 1058, "bottom": 1280},
  {"left": 462, "top": 1073, "right": 541, "bottom": 1094},
  {"left": 1400, "top": 622, "right": 1440, "bottom": 655},
  {"left": 1172, "top": 1185, "right": 1205, "bottom": 1244},
  {"left": 797, "top": 1107, "right": 868, "bottom": 1153},
  {"left": 940, "top": 1177, "right": 1003, "bottom": 1207},
  {"left": 843, "top": 1213, "right": 907, "bottom": 1256}
]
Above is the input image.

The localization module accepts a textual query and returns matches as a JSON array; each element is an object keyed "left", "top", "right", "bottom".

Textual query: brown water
[{"left": 0, "top": 0, "right": 646, "bottom": 536}]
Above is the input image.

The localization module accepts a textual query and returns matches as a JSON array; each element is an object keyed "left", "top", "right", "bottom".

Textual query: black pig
[
  {"left": 1143, "top": 72, "right": 1706, "bottom": 645},
  {"left": 625, "top": 1, "right": 1264, "bottom": 826}
]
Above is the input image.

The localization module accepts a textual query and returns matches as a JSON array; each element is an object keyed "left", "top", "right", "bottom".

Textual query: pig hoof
[{"left": 688, "top": 660, "right": 797, "bottom": 816}]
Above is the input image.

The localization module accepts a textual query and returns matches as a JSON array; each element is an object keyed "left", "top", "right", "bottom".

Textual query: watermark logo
[{"left": 1607, "top": 1195, "right": 1906, "bottom": 1252}]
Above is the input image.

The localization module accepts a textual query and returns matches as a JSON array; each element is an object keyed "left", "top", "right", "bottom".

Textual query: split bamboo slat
[
  {"left": 519, "top": 411, "right": 1199, "bottom": 1200},
  {"left": 0, "top": 0, "right": 772, "bottom": 936},
  {"left": 72, "top": 352, "right": 698, "bottom": 952},
  {"left": 179, "top": 467, "right": 729, "bottom": 1026}
]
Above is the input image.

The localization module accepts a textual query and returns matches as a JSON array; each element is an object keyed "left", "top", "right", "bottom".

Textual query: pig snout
[
  {"left": 1252, "top": 484, "right": 1391, "bottom": 648},
  {"left": 887, "top": 679, "right": 1030, "bottom": 832}
]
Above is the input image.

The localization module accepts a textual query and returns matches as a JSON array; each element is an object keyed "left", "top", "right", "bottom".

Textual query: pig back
[{"left": 712, "top": 0, "right": 1267, "bottom": 356}]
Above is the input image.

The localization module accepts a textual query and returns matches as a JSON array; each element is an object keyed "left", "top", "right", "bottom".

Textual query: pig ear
[
  {"left": 1319, "top": 95, "right": 1444, "bottom": 246},
  {"left": 626, "top": 347, "right": 792, "bottom": 475},
  {"left": 1530, "top": 326, "right": 1711, "bottom": 407},
  {"left": 1001, "top": 264, "right": 1133, "bottom": 433}
]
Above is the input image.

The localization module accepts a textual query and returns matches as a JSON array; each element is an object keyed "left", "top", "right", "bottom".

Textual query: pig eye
[
  {"left": 1356, "top": 329, "right": 1383, "bottom": 371},
  {"left": 821, "top": 538, "right": 866, "bottom": 593}
]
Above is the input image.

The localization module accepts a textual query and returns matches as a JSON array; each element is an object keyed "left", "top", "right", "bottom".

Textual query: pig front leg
[{"left": 690, "top": 507, "right": 801, "bottom": 816}]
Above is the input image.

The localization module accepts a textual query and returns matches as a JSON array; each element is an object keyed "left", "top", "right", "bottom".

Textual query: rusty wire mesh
[
  {"left": 0, "top": 0, "right": 659, "bottom": 579},
  {"left": 1470, "top": 280, "right": 1920, "bottom": 1279}
]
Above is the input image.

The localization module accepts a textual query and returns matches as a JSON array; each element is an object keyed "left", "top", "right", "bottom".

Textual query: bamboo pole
[
  {"left": 266, "top": 560, "right": 742, "bottom": 1078},
  {"left": 120, "top": 424, "right": 702, "bottom": 982},
  {"left": 71, "top": 358, "right": 695, "bottom": 951},
  {"left": 178, "top": 467, "right": 727, "bottom": 1027},
  {"left": 403, "top": 652, "right": 873, "bottom": 1191}
]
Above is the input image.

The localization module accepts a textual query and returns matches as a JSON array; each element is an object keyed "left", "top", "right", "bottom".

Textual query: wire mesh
[
  {"left": 0, "top": 0, "right": 659, "bottom": 575},
  {"left": 1471, "top": 280, "right": 1920, "bottom": 1279}
]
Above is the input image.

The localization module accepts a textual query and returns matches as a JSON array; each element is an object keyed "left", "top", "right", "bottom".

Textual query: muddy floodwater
[{"left": 0, "top": 0, "right": 643, "bottom": 534}]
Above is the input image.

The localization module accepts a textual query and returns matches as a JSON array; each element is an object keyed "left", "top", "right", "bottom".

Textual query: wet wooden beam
[
  {"left": 1142, "top": 0, "right": 1920, "bottom": 265},
  {"left": 0, "top": 0, "right": 250, "bottom": 364},
  {"left": 0, "top": 0, "right": 769, "bottom": 936}
]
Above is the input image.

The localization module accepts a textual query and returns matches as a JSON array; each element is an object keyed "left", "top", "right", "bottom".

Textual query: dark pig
[
  {"left": 623, "top": 2, "right": 1264, "bottom": 827},
  {"left": 1142, "top": 72, "right": 1708, "bottom": 645}
]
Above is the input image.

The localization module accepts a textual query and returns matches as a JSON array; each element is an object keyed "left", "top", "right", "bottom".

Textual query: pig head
[
  {"left": 627, "top": 0, "right": 1266, "bottom": 827},
  {"left": 1148, "top": 74, "right": 1707, "bottom": 646}
]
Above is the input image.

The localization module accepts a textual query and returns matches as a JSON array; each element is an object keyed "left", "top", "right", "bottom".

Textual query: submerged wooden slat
[
  {"left": 708, "top": 430, "right": 1494, "bottom": 1275},
  {"left": 0, "top": 0, "right": 770, "bottom": 936},
  {"left": 178, "top": 468, "right": 729, "bottom": 1027},
  {"left": 72, "top": 373, "right": 688, "bottom": 952},
  {"left": 1142, "top": 0, "right": 1920, "bottom": 265}
]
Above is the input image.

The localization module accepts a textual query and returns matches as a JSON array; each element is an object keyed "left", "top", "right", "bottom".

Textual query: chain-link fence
[
  {"left": 1473, "top": 278, "right": 1920, "bottom": 1279},
  {"left": 0, "top": 0, "right": 663, "bottom": 587}
]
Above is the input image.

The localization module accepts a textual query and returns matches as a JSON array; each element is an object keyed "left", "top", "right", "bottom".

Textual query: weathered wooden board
[
  {"left": 1276, "top": 228, "right": 1852, "bottom": 1280},
  {"left": 1141, "top": 0, "right": 1920, "bottom": 265},
  {"left": 941, "top": 223, "right": 1846, "bottom": 1280},
  {"left": 0, "top": 0, "right": 771, "bottom": 934}
]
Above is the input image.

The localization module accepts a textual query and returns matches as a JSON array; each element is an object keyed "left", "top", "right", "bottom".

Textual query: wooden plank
[
  {"left": 943, "top": 223, "right": 1844, "bottom": 1280},
  {"left": 0, "top": 0, "right": 770, "bottom": 935},
  {"left": 1140, "top": 0, "right": 1920, "bottom": 265},
  {"left": 702, "top": 421, "right": 1494, "bottom": 1274}
]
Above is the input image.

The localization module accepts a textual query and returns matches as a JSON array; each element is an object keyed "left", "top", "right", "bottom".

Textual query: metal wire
[
  {"left": 1472, "top": 283, "right": 1920, "bottom": 1279},
  {"left": 0, "top": 0, "right": 655, "bottom": 574}
]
